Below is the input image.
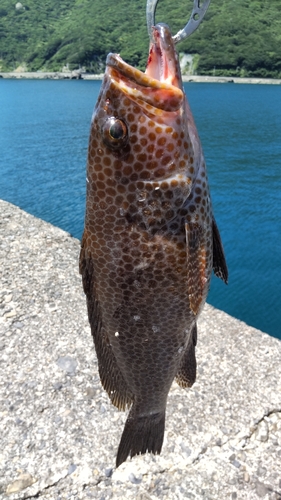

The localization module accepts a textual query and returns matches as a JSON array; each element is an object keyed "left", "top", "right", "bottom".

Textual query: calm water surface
[{"left": 1, "top": 80, "right": 280, "bottom": 339}]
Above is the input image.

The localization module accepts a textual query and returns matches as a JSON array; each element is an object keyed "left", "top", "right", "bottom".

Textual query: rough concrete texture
[{"left": 0, "top": 199, "right": 281, "bottom": 500}]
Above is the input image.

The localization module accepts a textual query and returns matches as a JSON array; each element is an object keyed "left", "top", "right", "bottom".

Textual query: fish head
[{"left": 87, "top": 23, "right": 202, "bottom": 231}]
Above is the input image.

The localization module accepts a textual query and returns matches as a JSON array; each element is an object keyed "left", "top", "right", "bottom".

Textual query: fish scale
[{"left": 80, "top": 22, "right": 227, "bottom": 467}]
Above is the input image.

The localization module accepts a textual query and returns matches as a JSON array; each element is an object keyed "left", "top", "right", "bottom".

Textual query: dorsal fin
[{"left": 79, "top": 231, "right": 133, "bottom": 411}]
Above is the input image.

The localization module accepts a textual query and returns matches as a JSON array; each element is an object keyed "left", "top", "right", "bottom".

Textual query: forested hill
[{"left": 0, "top": 0, "right": 281, "bottom": 77}]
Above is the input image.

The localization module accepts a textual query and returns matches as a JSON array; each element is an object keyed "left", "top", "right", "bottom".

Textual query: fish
[{"left": 79, "top": 22, "right": 228, "bottom": 468}]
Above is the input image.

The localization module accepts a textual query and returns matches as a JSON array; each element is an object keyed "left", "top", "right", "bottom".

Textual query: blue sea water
[{"left": 0, "top": 79, "right": 281, "bottom": 339}]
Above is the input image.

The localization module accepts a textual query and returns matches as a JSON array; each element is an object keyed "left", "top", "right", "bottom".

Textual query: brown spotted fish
[{"left": 79, "top": 22, "right": 228, "bottom": 467}]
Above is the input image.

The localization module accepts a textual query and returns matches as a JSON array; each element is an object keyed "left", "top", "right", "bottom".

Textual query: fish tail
[{"left": 116, "top": 406, "right": 166, "bottom": 467}]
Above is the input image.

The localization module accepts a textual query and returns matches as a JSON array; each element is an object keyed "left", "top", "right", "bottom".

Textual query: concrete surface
[{"left": 0, "top": 199, "right": 281, "bottom": 499}]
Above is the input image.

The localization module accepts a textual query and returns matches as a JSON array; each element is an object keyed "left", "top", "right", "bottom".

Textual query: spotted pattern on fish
[{"left": 80, "top": 23, "right": 228, "bottom": 467}]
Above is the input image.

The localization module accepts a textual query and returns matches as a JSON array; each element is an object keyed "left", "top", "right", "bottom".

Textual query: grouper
[{"left": 79, "top": 18, "right": 227, "bottom": 467}]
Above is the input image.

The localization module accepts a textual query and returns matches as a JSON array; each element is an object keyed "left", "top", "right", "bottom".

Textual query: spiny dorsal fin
[{"left": 79, "top": 231, "right": 133, "bottom": 411}]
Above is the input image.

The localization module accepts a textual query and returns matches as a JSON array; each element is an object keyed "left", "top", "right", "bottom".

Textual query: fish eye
[
  {"left": 102, "top": 117, "right": 128, "bottom": 149},
  {"left": 109, "top": 119, "right": 127, "bottom": 140}
]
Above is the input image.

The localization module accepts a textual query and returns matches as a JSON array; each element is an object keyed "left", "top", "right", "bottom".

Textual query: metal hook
[
  {"left": 146, "top": 0, "right": 159, "bottom": 40},
  {"left": 146, "top": 0, "right": 211, "bottom": 44}
]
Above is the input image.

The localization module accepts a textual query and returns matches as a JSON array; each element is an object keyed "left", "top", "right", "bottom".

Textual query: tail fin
[{"left": 116, "top": 407, "right": 166, "bottom": 467}]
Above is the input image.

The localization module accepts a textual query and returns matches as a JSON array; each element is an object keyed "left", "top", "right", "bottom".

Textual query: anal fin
[{"left": 176, "top": 323, "right": 197, "bottom": 388}]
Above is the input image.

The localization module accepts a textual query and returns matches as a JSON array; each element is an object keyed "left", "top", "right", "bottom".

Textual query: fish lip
[
  {"left": 146, "top": 23, "right": 182, "bottom": 89},
  {"left": 107, "top": 53, "right": 177, "bottom": 91},
  {"left": 106, "top": 53, "right": 183, "bottom": 112}
]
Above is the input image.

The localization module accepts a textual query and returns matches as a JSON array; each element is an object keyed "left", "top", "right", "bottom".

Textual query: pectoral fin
[
  {"left": 185, "top": 222, "right": 208, "bottom": 315},
  {"left": 212, "top": 217, "right": 228, "bottom": 284}
]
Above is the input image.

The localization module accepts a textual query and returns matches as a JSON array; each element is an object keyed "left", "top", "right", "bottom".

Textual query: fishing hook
[{"left": 146, "top": 0, "right": 211, "bottom": 44}]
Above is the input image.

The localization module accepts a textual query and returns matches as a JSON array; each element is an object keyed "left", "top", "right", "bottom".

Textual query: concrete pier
[{"left": 1, "top": 200, "right": 280, "bottom": 499}]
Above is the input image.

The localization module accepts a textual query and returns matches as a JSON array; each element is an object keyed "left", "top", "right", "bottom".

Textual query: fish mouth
[{"left": 106, "top": 24, "right": 183, "bottom": 113}]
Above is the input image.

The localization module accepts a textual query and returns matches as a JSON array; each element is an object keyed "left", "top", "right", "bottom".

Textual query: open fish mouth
[{"left": 106, "top": 24, "right": 183, "bottom": 113}]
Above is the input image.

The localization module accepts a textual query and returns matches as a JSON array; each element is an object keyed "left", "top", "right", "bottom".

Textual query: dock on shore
[{"left": 1, "top": 71, "right": 281, "bottom": 84}]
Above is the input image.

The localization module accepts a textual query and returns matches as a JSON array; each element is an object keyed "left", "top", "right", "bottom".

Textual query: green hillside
[{"left": 0, "top": 0, "right": 281, "bottom": 77}]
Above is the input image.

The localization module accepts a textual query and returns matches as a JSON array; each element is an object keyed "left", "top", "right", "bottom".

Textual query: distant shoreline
[{"left": 1, "top": 71, "right": 281, "bottom": 84}]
